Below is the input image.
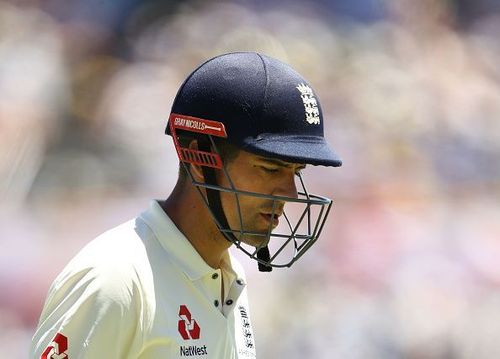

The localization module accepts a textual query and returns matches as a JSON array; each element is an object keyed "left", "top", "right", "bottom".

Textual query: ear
[{"left": 187, "top": 139, "right": 205, "bottom": 182}]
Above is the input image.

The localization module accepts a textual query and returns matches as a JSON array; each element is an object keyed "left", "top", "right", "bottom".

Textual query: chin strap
[
  {"left": 256, "top": 248, "right": 272, "bottom": 272},
  {"left": 198, "top": 139, "right": 272, "bottom": 272}
]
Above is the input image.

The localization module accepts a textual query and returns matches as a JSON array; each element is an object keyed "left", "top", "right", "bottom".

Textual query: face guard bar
[{"left": 169, "top": 113, "right": 334, "bottom": 270}]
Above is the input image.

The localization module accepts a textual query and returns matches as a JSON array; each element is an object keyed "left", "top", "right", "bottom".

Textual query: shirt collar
[{"left": 139, "top": 200, "right": 243, "bottom": 282}]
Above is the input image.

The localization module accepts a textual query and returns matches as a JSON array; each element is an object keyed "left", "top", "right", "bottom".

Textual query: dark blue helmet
[{"left": 167, "top": 52, "right": 342, "bottom": 167}]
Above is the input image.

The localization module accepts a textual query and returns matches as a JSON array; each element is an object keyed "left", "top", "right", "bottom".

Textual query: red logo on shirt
[
  {"left": 41, "top": 332, "right": 69, "bottom": 359},
  {"left": 178, "top": 305, "right": 201, "bottom": 340}
]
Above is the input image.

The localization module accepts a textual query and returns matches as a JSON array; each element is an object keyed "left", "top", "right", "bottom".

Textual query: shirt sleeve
[{"left": 30, "top": 262, "right": 146, "bottom": 359}]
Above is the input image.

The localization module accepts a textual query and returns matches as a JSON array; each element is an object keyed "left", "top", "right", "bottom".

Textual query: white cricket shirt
[{"left": 30, "top": 200, "right": 257, "bottom": 358}]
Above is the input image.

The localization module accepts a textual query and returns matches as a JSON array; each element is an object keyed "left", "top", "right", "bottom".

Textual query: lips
[{"left": 260, "top": 213, "right": 280, "bottom": 228}]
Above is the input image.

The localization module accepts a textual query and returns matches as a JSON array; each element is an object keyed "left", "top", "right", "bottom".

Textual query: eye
[{"left": 260, "top": 166, "right": 279, "bottom": 173}]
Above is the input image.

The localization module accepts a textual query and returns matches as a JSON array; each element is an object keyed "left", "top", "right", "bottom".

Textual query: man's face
[{"left": 216, "top": 150, "right": 306, "bottom": 248}]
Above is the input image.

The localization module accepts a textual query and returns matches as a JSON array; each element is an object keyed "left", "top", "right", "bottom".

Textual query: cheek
[
  {"left": 225, "top": 168, "right": 269, "bottom": 194},
  {"left": 219, "top": 191, "right": 263, "bottom": 227},
  {"left": 221, "top": 191, "right": 258, "bottom": 213}
]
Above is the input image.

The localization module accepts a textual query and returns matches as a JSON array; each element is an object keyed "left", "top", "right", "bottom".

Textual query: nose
[{"left": 272, "top": 171, "right": 299, "bottom": 199}]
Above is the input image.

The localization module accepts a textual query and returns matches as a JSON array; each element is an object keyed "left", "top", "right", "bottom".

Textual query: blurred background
[{"left": 1, "top": 0, "right": 500, "bottom": 357}]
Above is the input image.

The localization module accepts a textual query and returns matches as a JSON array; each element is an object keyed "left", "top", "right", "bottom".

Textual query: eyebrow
[{"left": 257, "top": 157, "right": 307, "bottom": 170}]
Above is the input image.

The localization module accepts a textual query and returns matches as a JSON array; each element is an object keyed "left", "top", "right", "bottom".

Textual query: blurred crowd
[{"left": 1, "top": 0, "right": 500, "bottom": 357}]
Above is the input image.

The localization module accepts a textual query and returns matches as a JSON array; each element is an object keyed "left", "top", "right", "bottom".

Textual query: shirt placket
[
  {"left": 221, "top": 276, "right": 246, "bottom": 317},
  {"left": 194, "top": 270, "right": 246, "bottom": 318}
]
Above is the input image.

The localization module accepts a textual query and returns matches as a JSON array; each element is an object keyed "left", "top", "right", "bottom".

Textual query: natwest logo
[
  {"left": 178, "top": 305, "right": 201, "bottom": 340},
  {"left": 41, "top": 332, "right": 69, "bottom": 359}
]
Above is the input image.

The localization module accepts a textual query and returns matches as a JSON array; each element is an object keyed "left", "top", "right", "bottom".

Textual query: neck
[{"left": 162, "top": 181, "right": 231, "bottom": 269}]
